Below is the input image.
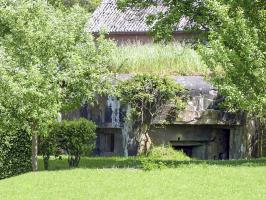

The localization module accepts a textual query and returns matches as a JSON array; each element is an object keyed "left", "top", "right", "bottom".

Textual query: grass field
[
  {"left": 110, "top": 43, "right": 209, "bottom": 76},
  {"left": 1, "top": 157, "right": 266, "bottom": 200}
]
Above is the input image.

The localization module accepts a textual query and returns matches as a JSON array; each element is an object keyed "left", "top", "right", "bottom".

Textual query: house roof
[{"left": 88, "top": 0, "right": 190, "bottom": 33}]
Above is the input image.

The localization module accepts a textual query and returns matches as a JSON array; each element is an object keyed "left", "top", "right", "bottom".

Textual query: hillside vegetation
[{"left": 110, "top": 43, "right": 209, "bottom": 76}]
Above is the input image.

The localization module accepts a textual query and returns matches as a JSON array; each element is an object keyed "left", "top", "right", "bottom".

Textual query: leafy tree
[
  {"left": 117, "top": 75, "right": 185, "bottom": 155},
  {"left": 0, "top": 0, "right": 113, "bottom": 171},
  {"left": 48, "top": 0, "right": 101, "bottom": 13},
  {"left": 117, "top": 0, "right": 266, "bottom": 121}
]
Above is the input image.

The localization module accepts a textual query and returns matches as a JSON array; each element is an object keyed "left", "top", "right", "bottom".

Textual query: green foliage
[
  {"left": 0, "top": 0, "right": 113, "bottom": 132},
  {"left": 118, "top": 0, "right": 266, "bottom": 121},
  {"left": 51, "top": 119, "right": 97, "bottom": 167},
  {"left": 37, "top": 156, "right": 142, "bottom": 170},
  {"left": 140, "top": 159, "right": 166, "bottom": 171},
  {"left": 111, "top": 42, "right": 209, "bottom": 76},
  {"left": 0, "top": 0, "right": 113, "bottom": 170},
  {"left": 117, "top": 74, "right": 185, "bottom": 154},
  {"left": 147, "top": 146, "right": 190, "bottom": 161},
  {"left": 198, "top": 1, "right": 266, "bottom": 120},
  {"left": 48, "top": 0, "right": 101, "bottom": 13},
  {"left": 0, "top": 130, "right": 31, "bottom": 179},
  {"left": 118, "top": 74, "right": 185, "bottom": 125},
  {"left": 37, "top": 156, "right": 266, "bottom": 171},
  {"left": 141, "top": 145, "right": 190, "bottom": 170},
  {"left": 39, "top": 133, "right": 57, "bottom": 170}
]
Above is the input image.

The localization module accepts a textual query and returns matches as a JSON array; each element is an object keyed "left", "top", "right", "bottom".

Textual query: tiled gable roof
[{"left": 88, "top": 0, "right": 189, "bottom": 33}]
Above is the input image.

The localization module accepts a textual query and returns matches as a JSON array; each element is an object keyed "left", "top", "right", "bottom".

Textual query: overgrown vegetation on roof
[{"left": 110, "top": 43, "right": 210, "bottom": 76}]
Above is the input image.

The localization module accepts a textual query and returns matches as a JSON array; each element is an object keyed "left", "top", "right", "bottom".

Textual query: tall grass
[{"left": 110, "top": 42, "right": 209, "bottom": 76}]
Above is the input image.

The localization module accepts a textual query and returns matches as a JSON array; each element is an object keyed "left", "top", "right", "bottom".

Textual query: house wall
[{"left": 105, "top": 32, "right": 198, "bottom": 45}]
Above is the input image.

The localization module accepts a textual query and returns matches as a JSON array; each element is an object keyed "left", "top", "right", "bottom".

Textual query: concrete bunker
[
  {"left": 63, "top": 75, "right": 262, "bottom": 160},
  {"left": 150, "top": 125, "right": 230, "bottom": 159}
]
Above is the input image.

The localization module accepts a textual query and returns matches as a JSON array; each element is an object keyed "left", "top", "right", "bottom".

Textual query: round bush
[
  {"left": 147, "top": 146, "right": 190, "bottom": 161},
  {"left": 51, "top": 118, "right": 97, "bottom": 167}
]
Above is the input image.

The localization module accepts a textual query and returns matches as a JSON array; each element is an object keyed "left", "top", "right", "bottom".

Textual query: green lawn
[{"left": 1, "top": 157, "right": 266, "bottom": 200}]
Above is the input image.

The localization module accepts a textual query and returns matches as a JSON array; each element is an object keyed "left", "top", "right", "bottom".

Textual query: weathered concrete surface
[
  {"left": 96, "top": 128, "right": 124, "bottom": 156},
  {"left": 150, "top": 125, "right": 230, "bottom": 159},
  {"left": 63, "top": 75, "right": 262, "bottom": 159}
]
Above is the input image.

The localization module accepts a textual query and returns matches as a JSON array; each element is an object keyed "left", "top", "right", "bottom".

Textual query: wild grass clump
[
  {"left": 147, "top": 146, "right": 190, "bottom": 161},
  {"left": 141, "top": 146, "right": 190, "bottom": 170},
  {"left": 110, "top": 42, "right": 209, "bottom": 76}
]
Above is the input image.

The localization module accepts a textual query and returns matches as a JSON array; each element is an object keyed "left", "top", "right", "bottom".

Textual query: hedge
[{"left": 0, "top": 130, "right": 31, "bottom": 179}]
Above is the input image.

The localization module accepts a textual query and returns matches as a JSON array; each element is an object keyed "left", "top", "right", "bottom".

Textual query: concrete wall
[
  {"left": 62, "top": 85, "right": 261, "bottom": 159},
  {"left": 149, "top": 125, "right": 230, "bottom": 159},
  {"left": 229, "top": 116, "right": 260, "bottom": 159},
  {"left": 96, "top": 128, "right": 124, "bottom": 156}
]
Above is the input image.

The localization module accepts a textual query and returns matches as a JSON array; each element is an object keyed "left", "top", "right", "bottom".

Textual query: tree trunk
[
  {"left": 137, "top": 124, "right": 152, "bottom": 155},
  {"left": 32, "top": 134, "right": 38, "bottom": 171},
  {"left": 139, "top": 133, "right": 152, "bottom": 155}
]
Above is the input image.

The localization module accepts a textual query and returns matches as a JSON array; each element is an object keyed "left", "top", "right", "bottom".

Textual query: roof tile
[{"left": 88, "top": 0, "right": 189, "bottom": 33}]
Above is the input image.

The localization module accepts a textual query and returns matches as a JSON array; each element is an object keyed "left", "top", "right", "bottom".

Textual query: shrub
[
  {"left": 0, "top": 130, "right": 31, "bottom": 179},
  {"left": 147, "top": 145, "right": 190, "bottom": 161},
  {"left": 39, "top": 132, "right": 57, "bottom": 170},
  {"left": 140, "top": 146, "right": 190, "bottom": 171},
  {"left": 51, "top": 118, "right": 97, "bottom": 168}
]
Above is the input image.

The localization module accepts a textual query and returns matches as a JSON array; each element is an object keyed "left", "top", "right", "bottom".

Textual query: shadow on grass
[
  {"left": 38, "top": 157, "right": 142, "bottom": 171},
  {"left": 38, "top": 156, "right": 266, "bottom": 171},
  {"left": 155, "top": 158, "right": 266, "bottom": 168}
]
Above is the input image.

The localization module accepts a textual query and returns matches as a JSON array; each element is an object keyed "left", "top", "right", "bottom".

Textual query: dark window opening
[
  {"left": 80, "top": 104, "right": 89, "bottom": 119},
  {"left": 221, "top": 129, "right": 230, "bottom": 160},
  {"left": 102, "top": 133, "right": 115, "bottom": 152},
  {"left": 119, "top": 106, "right": 127, "bottom": 124},
  {"left": 110, "top": 134, "right": 115, "bottom": 152},
  {"left": 105, "top": 106, "right": 112, "bottom": 123},
  {"left": 172, "top": 146, "right": 193, "bottom": 157}
]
